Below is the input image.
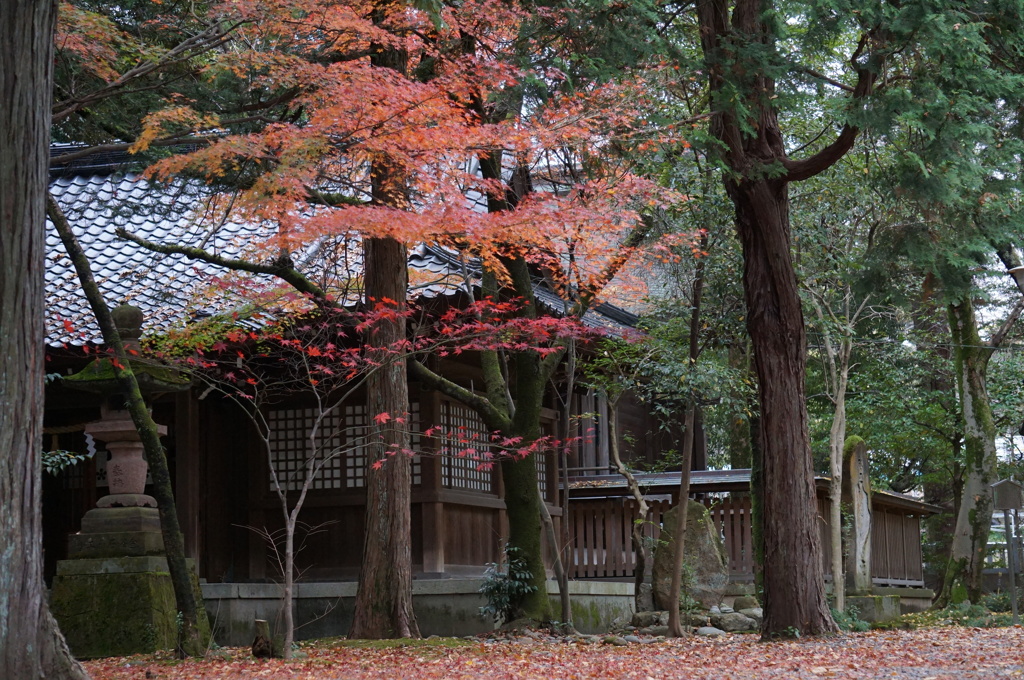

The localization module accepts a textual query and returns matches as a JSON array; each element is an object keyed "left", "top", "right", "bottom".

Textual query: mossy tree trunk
[
  {"left": 936, "top": 297, "right": 1001, "bottom": 606},
  {"left": 0, "top": 1, "right": 89, "bottom": 673},
  {"left": 49, "top": 197, "right": 211, "bottom": 657},
  {"left": 500, "top": 337, "right": 555, "bottom": 623}
]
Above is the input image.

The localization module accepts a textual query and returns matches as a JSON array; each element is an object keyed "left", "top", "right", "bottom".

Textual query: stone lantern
[{"left": 50, "top": 304, "right": 193, "bottom": 658}]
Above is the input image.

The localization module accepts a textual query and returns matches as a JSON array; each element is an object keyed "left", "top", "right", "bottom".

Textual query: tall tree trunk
[
  {"left": 349, "top": 11, "right": 419, "bottom": 638},
  {"left": 730, "top": 180, "right": 836, "bottom": 636},
  {"left": 0, "top": 1, "right": 88, "bottom": 675},
  {"left": 350, "top": 236, "right": 419, "bottom": 639},
  {"left": 668, "top": 229, "right": 706, "bottom": 638},
  {"left": 695, "top": 0, "right": 872, "bottom": 637},
  {"left": 937, "top": 298, "right": 998, "bottom": 605}
]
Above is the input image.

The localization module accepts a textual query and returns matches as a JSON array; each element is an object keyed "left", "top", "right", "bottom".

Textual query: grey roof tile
[{"left": 46, "top": 173, "right": 636, "bottom": 347}]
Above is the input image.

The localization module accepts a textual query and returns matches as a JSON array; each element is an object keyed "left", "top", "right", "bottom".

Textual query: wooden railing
[{"left": 568, "top": 494, "right": 925, "bottom": 587}]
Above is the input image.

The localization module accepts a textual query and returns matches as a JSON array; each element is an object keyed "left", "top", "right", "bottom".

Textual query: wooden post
[
  {"left": 419, "top": 389, "right": 445, "bottom": 574},
  {"left": 252, "top": 619, "right": 272, "bottom": 658}
]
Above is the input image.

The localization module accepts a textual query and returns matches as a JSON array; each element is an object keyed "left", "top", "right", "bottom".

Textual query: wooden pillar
[
  {"left": 174, "top": 390, "right": 202, "bottom": 573},
  {"left": 419, "top": 389, "right": 445, "bottom": 574}
]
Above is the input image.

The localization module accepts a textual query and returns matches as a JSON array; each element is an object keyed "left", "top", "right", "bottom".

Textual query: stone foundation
[
  {"left": 51, "top": 558, "right": 178, "bottom": 658},
  {"left": 846, "top": 594, "right": 901, "bottom": 622},
  {"left": 202, "top": 579, "right": 635, "bottom": 646}
]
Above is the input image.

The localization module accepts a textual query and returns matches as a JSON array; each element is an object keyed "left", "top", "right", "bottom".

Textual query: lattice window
[
  {"left": 268, "top": 408, "right": 345, "bottom": 491},
  {"left": 343, "top": 404, "right": 367, "bottom": 489},
  {"left": 537, "top": 452, "right": 548, "bottom": 497},
  {"left": 268, "top": 402, "right": 423, "bottom": 492},
  {"left": 440, "top": 400, "right": 493, "bottom": 493},
  {"left": 409, "top": 402, "right": 422, "bottom": 486}
]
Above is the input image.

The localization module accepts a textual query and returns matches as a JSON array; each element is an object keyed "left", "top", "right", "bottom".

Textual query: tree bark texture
[
  {"left": 938, "top": 298, "right": 998, "bottom": 605},
  {"left": 696, "top": 0, "right": 861, "bottom": 637},
  {"left": 349, "top": 236, "right": 419, "bottom": 639},
  {"left": 350, "top": 14, "right": 419, "bottom": 638},
  {"left": 729, "top": 176, "right": 836, "bottom": 637},
  {"left": 0, "top": 1, "right": 89, "bottom": 675}
]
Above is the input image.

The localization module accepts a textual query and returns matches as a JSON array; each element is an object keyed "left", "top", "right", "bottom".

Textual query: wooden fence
[
  {"left": 568, "top": 494, "right": 925, "bottom": 587},
  {"left": 568, "top": 495, "right": 753, "bottom": 581}
]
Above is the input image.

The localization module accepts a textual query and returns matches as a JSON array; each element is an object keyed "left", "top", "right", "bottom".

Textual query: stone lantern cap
[{"left": 63, "top": 304, "right": 190, "bottom": 396}]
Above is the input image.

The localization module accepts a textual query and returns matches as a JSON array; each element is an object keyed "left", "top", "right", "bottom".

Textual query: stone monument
[{"left": 651, "top": 500, "right": 730, "bottom": 611}]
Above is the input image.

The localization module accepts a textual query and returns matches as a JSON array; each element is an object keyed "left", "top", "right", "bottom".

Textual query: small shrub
[
  {"left": 830, "top": 606, "right": 870, "bottom": 632},
  {"left": 479, "top": 545, "right": 537, "bottom": 624},
  {"left": 980, "top": 588, "right": 1024, "bottom": 614}
]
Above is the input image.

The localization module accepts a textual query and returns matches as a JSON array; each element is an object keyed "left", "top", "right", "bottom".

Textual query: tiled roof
[{"left": 46, "top": 172, "right": 636, "bottom": 347}]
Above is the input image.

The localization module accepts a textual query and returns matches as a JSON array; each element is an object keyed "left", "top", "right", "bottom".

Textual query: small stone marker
[{"left": 842, "top": 437, "right": 872, "bottom": 595}]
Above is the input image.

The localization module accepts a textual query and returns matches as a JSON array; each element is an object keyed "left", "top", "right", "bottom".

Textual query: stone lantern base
[{"left": 50, "top": 506, "right": 202, "bottom": 658}]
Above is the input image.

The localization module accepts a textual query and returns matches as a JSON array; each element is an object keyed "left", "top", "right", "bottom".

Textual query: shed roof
[{"left": 568, "top": 469, "right": 943, "bottom": 515}]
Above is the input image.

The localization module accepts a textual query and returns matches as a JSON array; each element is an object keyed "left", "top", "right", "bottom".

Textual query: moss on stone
[
  {"left": 63, "top": 357, "right": 190, "bottom": 395},
  {"left": 51, "top": 571, "right": 178, "bottom": 659},
  {"left": 843, "top": 435, "right": 866, "bottom": 458}
]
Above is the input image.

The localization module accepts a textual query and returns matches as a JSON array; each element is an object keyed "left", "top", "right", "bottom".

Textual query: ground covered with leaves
[{"left": 83, "top": 627, "right": 1024, "bottom": 680}]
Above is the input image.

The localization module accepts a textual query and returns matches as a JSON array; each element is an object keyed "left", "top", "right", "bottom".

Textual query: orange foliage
[{"left": 90, "top": 0, "right": 693, "bottom": 312}]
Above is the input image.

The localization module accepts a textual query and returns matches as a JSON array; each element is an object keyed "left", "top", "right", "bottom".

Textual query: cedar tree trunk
[
  {"left": 349, "top": 12, "right": 419, "bottom": 638},
  {"left": 729, "top": 177, "right": 836, "bottom": 636},
  {"left": 349, "top": 236, "right": 419, "bottom": 639},
  {"left": 0, "top": 0, "right": 89, "bottom": 675},
  {"left": 695, "top": 0, "right": 877, "bottom": 637}
]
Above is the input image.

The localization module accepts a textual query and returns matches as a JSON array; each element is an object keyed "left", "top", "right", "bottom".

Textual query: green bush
[
  {"left": 980, "top": 588, "right": 1024, "bottom": 613},
  {"left": 830, "top": 606, "right": 870, "bottom": 632},
  {"left": 479, "top": 545, "right": 537, "bottom": 625}
]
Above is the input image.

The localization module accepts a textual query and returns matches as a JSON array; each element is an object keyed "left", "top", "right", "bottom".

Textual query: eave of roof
[{"left": 569, "top": 469, "right": 943, "bottom": 514}]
